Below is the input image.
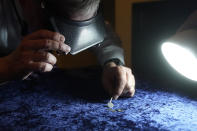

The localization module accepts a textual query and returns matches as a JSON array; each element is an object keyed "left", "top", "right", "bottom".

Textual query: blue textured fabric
[{"left": 0, "top": 67, "right": 197, "bottom": 130}]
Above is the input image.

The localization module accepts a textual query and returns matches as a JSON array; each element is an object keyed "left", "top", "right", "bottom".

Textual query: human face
[{"left": 69, "top": 8, "right": 97, "bottom": 21}]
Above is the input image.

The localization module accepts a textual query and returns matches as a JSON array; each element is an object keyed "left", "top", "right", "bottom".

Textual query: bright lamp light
[{"left": 161, "top": 30, "right": 197, "bottom": 81}]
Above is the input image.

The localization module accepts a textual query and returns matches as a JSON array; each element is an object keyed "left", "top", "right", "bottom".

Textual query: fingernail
[
  {"left": 67, "top": 46, "right": 71, "bottom": 52},
  {"left": 60, "top": 36, "right": 65, "bottom": 42},
  {"left": 131, "top": 92, "right": 135, "bottom": 97},
  {"left": 114, "top": 95, "right": 119, "bottom": 100},
  {"left": 66, "top": 46, "right": 71, "bottom": 54},
  {"left": 62, "top": 44, "right": 71, "bottom": 54}
]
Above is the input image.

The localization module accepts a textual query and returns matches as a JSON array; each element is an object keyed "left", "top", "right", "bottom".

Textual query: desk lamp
[{"left": 161, "top": 29, "right": 197, "bottom": 81}]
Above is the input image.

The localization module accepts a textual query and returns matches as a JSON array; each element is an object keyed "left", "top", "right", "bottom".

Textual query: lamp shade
[{"left": 161, "top": 29, "right": 197, "bottom": 81}]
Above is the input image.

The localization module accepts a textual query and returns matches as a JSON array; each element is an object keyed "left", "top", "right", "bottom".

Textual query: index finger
[
  {"left": 24, "top": 30, "right": 65, "bottom": 42},
  {"left": 23, "top": 39, "right": 71, "bottom": 54},
  {"left": 113, "top": 72, "right": 127, "bottom": 100}
]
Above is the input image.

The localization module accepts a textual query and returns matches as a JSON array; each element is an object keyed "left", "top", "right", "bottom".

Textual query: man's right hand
[{"left": 1, "top": 30, "right": 71, "bottom": 81}]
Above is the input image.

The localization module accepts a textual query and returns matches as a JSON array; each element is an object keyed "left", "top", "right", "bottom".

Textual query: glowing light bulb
[{"left": 161, "top": 42, "right": 197, "bottom": 81}]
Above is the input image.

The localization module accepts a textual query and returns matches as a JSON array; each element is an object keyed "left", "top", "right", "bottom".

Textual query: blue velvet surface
[{"left": 0, "top": 67, "right": 197, "bottom": 130}]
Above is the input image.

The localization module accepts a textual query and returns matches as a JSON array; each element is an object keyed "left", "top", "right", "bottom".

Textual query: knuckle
[
  {"left": 43, "top": 39, "right": 51, "bottom": 48},
  {"left": 45, "top": 39, "right": 59, "bottom": 50},
  {"left": 44, "top": 39, "right": 50, "bottom": 45},
  {"left": 115, "top": 66, "right": 124, "bottom": 75},
  {"left": 127, "top": 68, "right": 132, "bottom": 74},
  {"left": 53, "top": 32, "right": 61, "bottom": 40},
  {"left": 114, "top": 69, "right": 121, "bottom": 76}
]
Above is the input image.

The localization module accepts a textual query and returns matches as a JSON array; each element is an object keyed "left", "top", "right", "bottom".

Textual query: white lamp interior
[{"left": 161, "top": 42, "right": 197, "bottom": 81}]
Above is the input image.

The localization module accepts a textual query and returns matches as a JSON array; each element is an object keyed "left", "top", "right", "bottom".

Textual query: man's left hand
[{"left": 102, "top": 62, "right": 135, "bottom": 100}]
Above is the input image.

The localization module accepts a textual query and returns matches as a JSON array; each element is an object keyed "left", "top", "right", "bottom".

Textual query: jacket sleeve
[{"left": 90, "top": 21, "right": 125, "bottom": 66}]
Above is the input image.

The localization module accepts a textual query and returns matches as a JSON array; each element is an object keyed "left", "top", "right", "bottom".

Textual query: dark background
[
  {"left": 132, "top": 0, "right": 197, "bottom": 94},
  {"left": 102, "top": 0, "right": 115, "bottom": 28}
]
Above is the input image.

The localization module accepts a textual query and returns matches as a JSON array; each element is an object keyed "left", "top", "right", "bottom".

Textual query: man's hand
[
  {"left": 2, "top": 30, "right": 71, "bottom": 81},
  {"left": 102, "top": 62, "right": 135, "bottom": 100}
]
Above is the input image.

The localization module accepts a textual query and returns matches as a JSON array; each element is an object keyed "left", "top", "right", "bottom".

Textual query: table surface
[{"left": 0, "top": 67, "right": 197, "bottom": 131}]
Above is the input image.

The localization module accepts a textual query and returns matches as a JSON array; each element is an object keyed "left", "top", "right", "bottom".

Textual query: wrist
[
  {"left": 104, "top": 58, "right": 124, "bottom": 67},
  {"left": 104, "top": 61, "right": 117, "bottom": 68}
]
